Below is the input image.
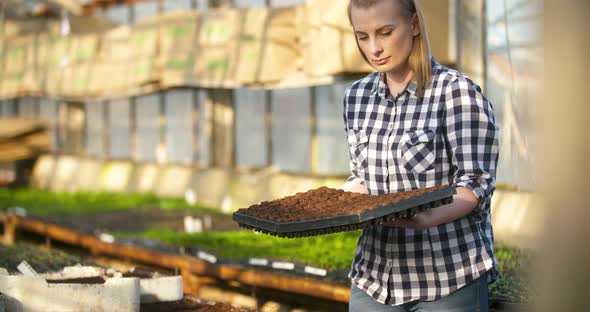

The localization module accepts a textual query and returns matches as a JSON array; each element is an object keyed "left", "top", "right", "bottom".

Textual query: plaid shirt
[{"left": 344, "top": 60, "right": 499, "bottom": 305}]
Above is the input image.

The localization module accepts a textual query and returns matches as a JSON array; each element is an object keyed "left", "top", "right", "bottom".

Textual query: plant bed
[
  {"left": 141, "top": 297, "right": 252, "bottom": 312},
  {"left": 233, "top": 185, "right": 455, "bottom": 237},
  {"left": 41, "top": 207, "right": 239, "bottom": 234},
  {"left": 0, "top": 188, "right": 238, "bottom": 234},
  {"left": 2, "top": 228, "right": 531, "bottom": 309},
  {"left": 124, "top": 229, "right": 532, "bottom": 306},
  {"left": 489, "top": 300, "right": 530, "bottom": 312},
  {"left": 119, "top": 229, "right": 360, "bottom": 271},
  {"left": 0, "top": 188, "right": 219, "bottom": 217},
  {"left": 0, "top": 243, "right": 91, "bottom": 274},
  {"left": 488, "top": 245, "right": 533, "bottom": 308}
]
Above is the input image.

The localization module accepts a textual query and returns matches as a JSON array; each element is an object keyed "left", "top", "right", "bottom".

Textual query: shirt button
[
  {"left": 386, "top": 259, "right": 393, "bottom": 267},
  {"left": 387, "top": 124, "right": 393, "bottom": 130}
]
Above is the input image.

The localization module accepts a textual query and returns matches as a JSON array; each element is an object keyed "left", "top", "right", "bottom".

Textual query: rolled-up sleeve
[{"left": 444, "top": 76, "right": 499, "bottom": 213}]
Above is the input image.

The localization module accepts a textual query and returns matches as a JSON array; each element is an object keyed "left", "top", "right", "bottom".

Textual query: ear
[{"left": 411, "top": 13, "right": 420, "bottom": 37}]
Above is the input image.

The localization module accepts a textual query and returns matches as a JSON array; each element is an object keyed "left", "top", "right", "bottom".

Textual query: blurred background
[
  {"left": 2, "top": 1, "right": 585, "bottom": 312},
  {"left": 0, "top": 0, "right": 542, "bottom": 238}
]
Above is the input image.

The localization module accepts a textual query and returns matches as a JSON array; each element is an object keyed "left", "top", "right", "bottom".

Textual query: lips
[{"left": 373, "top": 56, "right": 390, "bottom": 65}]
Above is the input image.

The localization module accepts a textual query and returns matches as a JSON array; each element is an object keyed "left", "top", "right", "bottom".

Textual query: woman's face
[{"left": 350, "top": 0, "right": 419, "bottom": 76}]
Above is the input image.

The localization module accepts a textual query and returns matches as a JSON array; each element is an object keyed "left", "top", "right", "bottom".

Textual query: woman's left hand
[{"left": 380, "top": 210, "right": 434, "bottom": 230}]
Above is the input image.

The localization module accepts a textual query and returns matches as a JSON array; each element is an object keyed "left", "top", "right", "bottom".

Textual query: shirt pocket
[
  {"left": 397, "top": 129, "right": 436, "bottom": 173},
  {"left": 347, "top": 129, "right": 370, "bottom": 171}
]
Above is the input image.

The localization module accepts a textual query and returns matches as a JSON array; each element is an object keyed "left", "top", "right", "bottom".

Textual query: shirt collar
[
  {"left": 372, "top": 72, "right": 418, "bottom": 99},
  {"left": 371, "top": 57, "right": 439, "bottom": 99},
  {"left": 371, "top": 72, "right": 389, "bottom": 97}
]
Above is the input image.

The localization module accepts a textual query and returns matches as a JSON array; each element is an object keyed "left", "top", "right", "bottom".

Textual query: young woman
[{"left": 341, "top": 0, "right": 499, "bottom": 311}]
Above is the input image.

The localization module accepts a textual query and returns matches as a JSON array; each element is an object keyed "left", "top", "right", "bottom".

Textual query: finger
[{"left": 380, "top": 219, "right": 415, "bottom": 228}]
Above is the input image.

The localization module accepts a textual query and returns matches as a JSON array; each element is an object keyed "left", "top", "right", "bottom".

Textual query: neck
[{"left": 385, "top": 67, "right": 414, "bottom": 97}]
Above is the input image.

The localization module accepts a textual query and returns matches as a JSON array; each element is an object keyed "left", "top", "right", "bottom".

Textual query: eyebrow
[{"left": 354, "top": 24, "right": 395, "bottom": 35}]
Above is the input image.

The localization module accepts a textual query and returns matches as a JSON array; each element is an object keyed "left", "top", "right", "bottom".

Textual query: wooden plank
[
  {"left": 2, "top": 215, "right": 16, "bottom": 245},
  {"left": 0, "top": 118, "right": 46, "bottom": 141}
]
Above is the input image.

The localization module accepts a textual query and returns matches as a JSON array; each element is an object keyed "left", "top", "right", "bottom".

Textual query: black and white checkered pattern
[{"left": 344, "top": 60, "right": 499, "bottom": 305}]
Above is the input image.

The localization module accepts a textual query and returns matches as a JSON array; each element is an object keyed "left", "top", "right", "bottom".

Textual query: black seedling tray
[{"left": 233, "top": 185, "right": 456, "bottom": 238}]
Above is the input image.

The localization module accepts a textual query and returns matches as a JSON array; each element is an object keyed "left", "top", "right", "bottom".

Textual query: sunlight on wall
[
  {"left": 100, "top": 162, "right": 132, "bottom": 192},
  {"left": 157, "top": 166, "right": 192, "bottom": 197},
  {"left": 491, "top": 190, "right": 543, "bottom": 248},
  {"left": 486, "top": 0, "right": 542, "bottom": 191},
  {"left": 134, "top": 163, "right": 160, "bottom": 193},
  {"left": 31, "top": 155, "right": 55, "bottom": 189},
  {"left": 52, "top": 156, "right": 78, "bottom": 191},
  {"left": 71, "top": 158, "right": 103, "bottom": 191}
]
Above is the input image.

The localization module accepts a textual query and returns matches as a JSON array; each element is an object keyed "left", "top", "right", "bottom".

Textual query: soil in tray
[
  {"left": 122, "top": 266, "right": 156, "bottom": 278},
  {"left": 236, "top": 185, "right": 449, "bottom": 223},
  {"left": 46, "top": 276, "right": 106, "bottom": 284},
  {"left": 141, "top": 298, "right": 250, "bottom": 312}
]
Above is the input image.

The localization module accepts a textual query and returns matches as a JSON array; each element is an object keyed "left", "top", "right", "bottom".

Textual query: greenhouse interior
[{"left": 1, "top": 0, "right": 588, "bottom": 312}]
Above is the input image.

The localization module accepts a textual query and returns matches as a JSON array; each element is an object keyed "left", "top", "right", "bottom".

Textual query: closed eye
[{"left": 380, "top": 30, "right": 392, "bottom": 36}]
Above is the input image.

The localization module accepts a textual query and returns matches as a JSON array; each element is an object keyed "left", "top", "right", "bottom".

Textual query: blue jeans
[{"left": 349, "top": 274, "right": 489, "bottom": 312}]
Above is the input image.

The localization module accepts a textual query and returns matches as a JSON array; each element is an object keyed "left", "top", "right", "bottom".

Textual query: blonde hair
[{"left": 348, "top": 0, "right": 432, "bottom": 97}]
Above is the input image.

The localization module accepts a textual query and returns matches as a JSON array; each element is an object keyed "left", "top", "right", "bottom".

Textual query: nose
[{"left": 369, "top": 39, "right": 383, "bottom": 57}]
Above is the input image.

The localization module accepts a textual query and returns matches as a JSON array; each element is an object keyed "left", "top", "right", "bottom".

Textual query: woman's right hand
[{"left": 340, "top": 178, "right": 369, "bottom": 194}]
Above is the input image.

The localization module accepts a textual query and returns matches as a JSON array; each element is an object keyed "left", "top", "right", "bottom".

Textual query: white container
[
  {"left": 0, "top": 271, "right": 140, "bottom": 312},
  {"left": 139, "top": 275, "right": 183, "bottom": 303}
]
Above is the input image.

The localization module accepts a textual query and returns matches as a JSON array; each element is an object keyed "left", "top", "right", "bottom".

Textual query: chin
[
  {"left": 378, "top": 63, "right": 407, "bottom": 75},
  {"left": 372, "top": 63, "right": 395, "bottom": 73}
]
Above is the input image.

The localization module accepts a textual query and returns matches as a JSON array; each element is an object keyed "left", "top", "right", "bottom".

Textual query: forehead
[{"left": 350, "top": 0, "right": 404, "bottom": 31}]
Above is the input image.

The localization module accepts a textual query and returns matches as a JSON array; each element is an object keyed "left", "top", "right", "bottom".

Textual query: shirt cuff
[{"left": 456, "top": 179, "right": 488, "bottom": 213}]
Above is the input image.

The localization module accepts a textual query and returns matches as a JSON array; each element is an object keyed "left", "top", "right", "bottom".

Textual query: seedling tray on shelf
[{"left": 233, "top": 184, "right": 456, "bottom": 238}]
